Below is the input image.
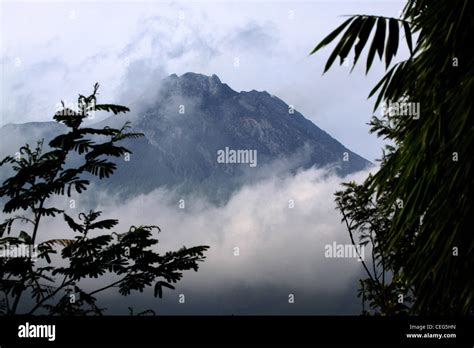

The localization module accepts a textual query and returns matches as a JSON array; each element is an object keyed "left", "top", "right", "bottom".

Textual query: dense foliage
[
  {"left": 312, "top": 0, "right": 473, "bottom": 314},
  {"left": 0, "top": 84, "right": 208, "bottom": 315}
]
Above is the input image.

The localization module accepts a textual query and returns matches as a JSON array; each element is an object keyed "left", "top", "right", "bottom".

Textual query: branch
[
  {"left": 369, "top": 232, "right": 379, "bottom": 281},
  {"left": 338, "top": 201, "right": 381, "bottom": 288},
  {"left": 28, "top": 275, "right": 72, "bottom": 315},
  {"left": 88, "top": 278, "right": 125, "bottom": 297}
]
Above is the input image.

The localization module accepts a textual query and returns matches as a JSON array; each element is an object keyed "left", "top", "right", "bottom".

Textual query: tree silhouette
[
  {"left": 312, "top": 0, "right": 473, "bottom": 314},
  {"left": 0, "top": 84, "right": 209, "bottom": 315},
  {"left": 335, "top": 180, "right": 414, "bottom": 315}
]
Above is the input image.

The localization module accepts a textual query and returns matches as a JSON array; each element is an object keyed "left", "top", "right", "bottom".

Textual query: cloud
[
  {"left": 0, "top": 1, "right": 406, "bottom": 161},
  {"left": 0, "top": 0, "right": 403, "bottom": 314},
  {"left": 225, "top": 21, "right": 279, "bottom": 53},
  {"left": 21, "top": 164, "right": 373, "bottom": 314}
]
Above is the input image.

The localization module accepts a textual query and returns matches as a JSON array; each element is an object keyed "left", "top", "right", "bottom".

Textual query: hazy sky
[
  {"left": 0, "top": 0, "right": 406, "bottom": 161},
  {"left": 1, "top": 1, "right": 409, "bottom": 314}
]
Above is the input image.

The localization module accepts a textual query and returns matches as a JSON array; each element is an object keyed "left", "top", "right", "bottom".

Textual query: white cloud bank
[
  {"left": 3, "top": 147, "right": 376, "bottom": 314},
  {"left": 36, "top": 166, "right": 374, "bottom": 314}
]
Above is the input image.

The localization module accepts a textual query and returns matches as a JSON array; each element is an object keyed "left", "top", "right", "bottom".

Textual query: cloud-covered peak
[{"left": 162, "top": 72, "right": 235, "bottom": 98}]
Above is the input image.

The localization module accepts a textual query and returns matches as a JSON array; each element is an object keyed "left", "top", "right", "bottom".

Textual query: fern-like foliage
[{"left": 0, "top": 84, "right": 209, "bottom": 315}]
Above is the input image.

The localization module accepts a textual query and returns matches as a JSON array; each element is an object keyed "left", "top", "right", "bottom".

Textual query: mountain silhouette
[{"left": 0, "top": 73, "right": 370, "bottom": 202}]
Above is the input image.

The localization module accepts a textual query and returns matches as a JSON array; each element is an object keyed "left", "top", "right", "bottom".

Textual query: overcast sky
[
  {"left": 0, "top": 0, "right": 406, "bottom": 162},
  {"left": 1, "top": 1, "right": 410, "bottom": 315}
]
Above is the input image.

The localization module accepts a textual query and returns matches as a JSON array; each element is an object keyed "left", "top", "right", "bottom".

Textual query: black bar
[{"left": 0, "top": 316, "right": 472, "bottom": 345}]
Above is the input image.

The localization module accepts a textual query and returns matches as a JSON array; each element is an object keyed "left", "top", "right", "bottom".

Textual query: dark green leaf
[
  {"left": 385, "top": 18, "right": 399, "bottom": 68},
  {"left": 310, "top": 17, "right": 355, "bottom": 54},
  {"left": 366, "top": 18, "right": 386, "bottom": 73},
  {"left": 353, "top": 16, "right": 376, "bottom": 71}
]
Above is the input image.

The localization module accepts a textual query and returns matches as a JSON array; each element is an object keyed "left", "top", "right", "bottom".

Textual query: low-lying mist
[{"left": 19, "top": 165, "right": 374, "bottom": 315}]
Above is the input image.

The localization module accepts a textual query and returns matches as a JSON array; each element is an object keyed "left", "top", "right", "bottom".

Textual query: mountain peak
[
  {"left": 164, "top": 73, "right": 281, "bottom": 99},
  {"left": 1, "top": 73, "right": 371, "bottom": 202},
  {"left": 167, "top": 72, "right": 222, "bottom": 85},
  {"left": 162, "top": 72, "right": 234, "bottom": 98}
]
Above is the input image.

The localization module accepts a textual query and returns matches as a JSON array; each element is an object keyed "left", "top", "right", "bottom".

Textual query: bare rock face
[{"left": 0, "top": 73, "right": 370, "bottom": 202}]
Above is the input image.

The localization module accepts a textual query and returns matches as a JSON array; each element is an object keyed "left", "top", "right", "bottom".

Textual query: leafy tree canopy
[
  {"left": 312, "top": 0, "right": 473, "bottom": 314},
  {"left": 0, "top": 83, "right": 209, "bottom": 315}
]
